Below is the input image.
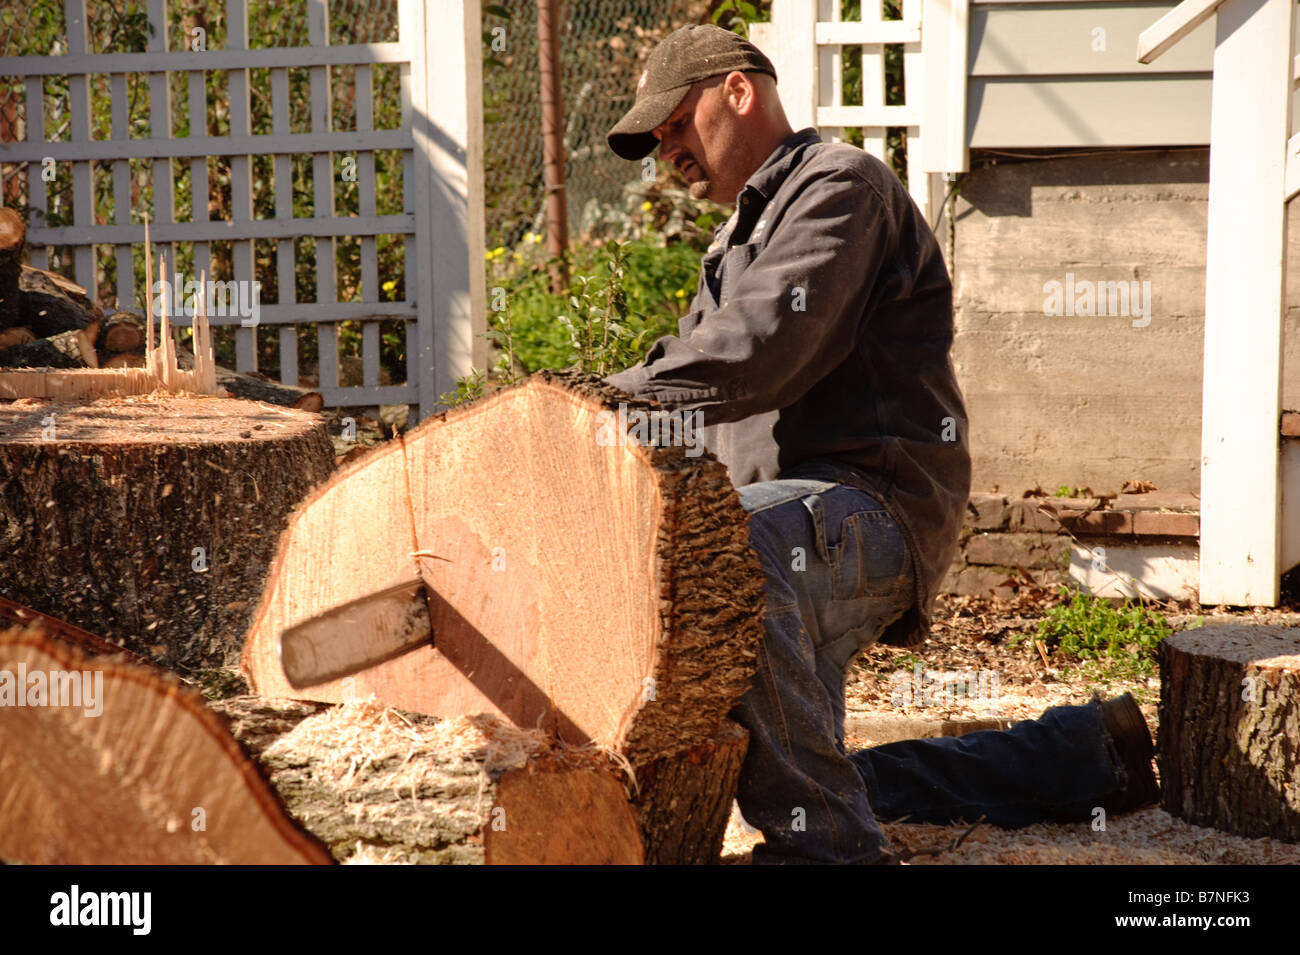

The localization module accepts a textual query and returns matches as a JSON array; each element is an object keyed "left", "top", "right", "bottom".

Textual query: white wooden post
[
  {"left": 406, "top": 0, "right": 486, "bottom": 419},
  {"left": 920, "top": 0, "right": 969, "bottom": 177},
  {"left": 1197, "top": 0, "right": 1294, "bottom": 605},
  {"left": 766, "top": 0, "right": 818, "bottom": 132}
]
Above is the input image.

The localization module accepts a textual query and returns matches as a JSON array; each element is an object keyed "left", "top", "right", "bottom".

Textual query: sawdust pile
[{"left": 720, "top": 804, "right": 1300, "bottom": 864}]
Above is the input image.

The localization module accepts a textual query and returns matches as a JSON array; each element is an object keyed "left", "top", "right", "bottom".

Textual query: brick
[
  {"left": 1059, "top": 510, "right": 1133, "bottom": 535},
  {"left": 1111, "top": 491, "right": 1199, "bottom": 512},
  {"left": 1008, "top": 498, "right": 1064, "bottom": 532},
  {"left": 1131, "top": 510, "right": 1199, "bottom": 537},
  {"left": 941, "top": 565, "right": 1014, "bottom": 596},
  {"left": 964, "top": 532, "right": 1068, "bottom": 569},
  {"left": 966, "top": 492, "right": 1008, "bottom": 530}
]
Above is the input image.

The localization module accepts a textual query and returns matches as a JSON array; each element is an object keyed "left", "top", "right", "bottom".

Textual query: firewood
[
  {"left": 0, "top": 326, "right": 33, "bottom": 349},
  {"left": 101, "top": 310, "right": 145, "bottom": 355},
  {"left": 0, "top": 208, "right": 23, "bottom": 332},
  {"left": 1159, "top": 625, "right": 1300, "bottom": 840},
  {"left": 0, "top": 626, "right": 332, "bottom": 864},
  {"left": 18, "top": 263, "right": 103, "bottom": 339},
  {"left": 0, "top": 323, "right": 97, "bottom": 369},
  {"left": 292, "top": 391, "right": 324, "bottom": 412}
]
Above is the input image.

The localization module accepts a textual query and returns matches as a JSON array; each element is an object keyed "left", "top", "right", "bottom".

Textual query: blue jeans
[{"left": 731, "top": 479, "right": 1128, "bottom": 864}]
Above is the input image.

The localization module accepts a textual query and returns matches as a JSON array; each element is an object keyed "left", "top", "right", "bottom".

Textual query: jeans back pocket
[{"left": 831, "top": 508, "right": 908, "bottom": 601}]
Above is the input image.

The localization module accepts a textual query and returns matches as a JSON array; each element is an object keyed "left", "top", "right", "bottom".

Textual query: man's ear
[{"left": 722, "top": 70, "right": 757, "bottom": 115}]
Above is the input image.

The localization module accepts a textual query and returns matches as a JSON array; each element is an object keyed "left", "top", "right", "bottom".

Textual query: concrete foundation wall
[{"left": 949, "top": 147, "right": 1300, "bottom": 496}]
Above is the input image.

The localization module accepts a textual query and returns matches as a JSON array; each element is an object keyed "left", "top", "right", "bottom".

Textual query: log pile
[
  {"left": 1159, "top": 625, "right": 1300, "bottom": 841},
  {"left": 0, "top": 216, "right": 321, "bottom": 408}
]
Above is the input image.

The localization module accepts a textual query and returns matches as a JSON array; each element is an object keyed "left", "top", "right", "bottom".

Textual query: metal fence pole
[{"left": 537, "top": 0, "right": 570, "bottom": 293}]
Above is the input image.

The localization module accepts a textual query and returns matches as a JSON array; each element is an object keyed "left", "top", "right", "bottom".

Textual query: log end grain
[{"left": 0, "top": 627, "right": 332, "bottom": 864}]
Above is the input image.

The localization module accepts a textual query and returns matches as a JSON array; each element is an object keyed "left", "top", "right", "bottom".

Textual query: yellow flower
[
  {"left": 382, "top": 279, "right": 396, "bottom": 293},
  {"left": 492, "top": 246, "right": 506, "bottom": 258},
  {"left": 675, "top": 289, "right": 687, "bottom": 299},
  {"left": 512, "top": 252, "right": 523, "bottom": 264},
  {"left": 641, "top": 200, "right": 653, "bottom": 212},
  {"left": 524, "top": 232, "right": 540, "bottom": 244},
  {"left": 485, "top": 249, "right": 493, "bottom": 260}
]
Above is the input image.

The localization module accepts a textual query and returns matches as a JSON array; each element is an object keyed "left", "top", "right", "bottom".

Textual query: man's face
[{"left": 653, "top": 78, "right": 736, "bottom": 203}]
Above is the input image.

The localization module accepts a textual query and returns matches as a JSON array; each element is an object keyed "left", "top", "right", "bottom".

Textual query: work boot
[{"left": 1099, "top": 692, "right": 1160, "bottom": 813}]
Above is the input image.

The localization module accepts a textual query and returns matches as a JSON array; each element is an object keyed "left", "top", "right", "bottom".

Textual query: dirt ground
[{"left": 719, "top": 589, "right": 1300, "bottom": 864}]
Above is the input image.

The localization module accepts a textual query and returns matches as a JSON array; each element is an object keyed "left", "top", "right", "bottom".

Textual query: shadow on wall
[{"left": 956, "top": 146, "right": 1209, "bottom": 219}]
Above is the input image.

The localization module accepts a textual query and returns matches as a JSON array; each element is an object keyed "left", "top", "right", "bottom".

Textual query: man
[{"left": 603, "top": 24, "right": 1158, "bottom": 864}]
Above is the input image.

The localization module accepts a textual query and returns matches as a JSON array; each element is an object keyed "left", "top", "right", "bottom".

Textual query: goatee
[{"left": 689, "top": 179, "right": 711, "bottom": 200}]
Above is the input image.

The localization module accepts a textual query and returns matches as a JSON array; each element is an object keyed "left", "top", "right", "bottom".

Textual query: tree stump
[
  {"left": 0, "top": 396, "right": 334, "bottom": 673},
  {"left": 1159, "top": 625, "right": 1300, "bottom": 841}
]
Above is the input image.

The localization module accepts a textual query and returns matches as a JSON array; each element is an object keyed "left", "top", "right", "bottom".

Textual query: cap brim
[{"left": 607, "top": 85, "right": 691, "bottom": 160}]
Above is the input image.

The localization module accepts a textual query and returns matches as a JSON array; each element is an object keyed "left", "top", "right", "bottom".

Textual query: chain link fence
[{"left": 483, "top": 0, "right": 714, "bottom": 248}]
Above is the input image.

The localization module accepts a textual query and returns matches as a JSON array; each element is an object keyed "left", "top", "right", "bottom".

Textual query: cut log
[
  {"left": 241, "top": 370, "right": 763, "bottom": 861},
  {"left": 0, "top": 594, "right": 152, "bottom": 667},
  {"left": 0, "top": 289, "right": 215, "bottom": 397},
  {"left": 0, "top": 396, "right": 335, "bottom": 672},
  {"left": 104, "top": 352, "right": 144, "bottom": 369},
  {"left": 0, "top": 322, "right": 98, "bottom": 369},
  {"left": 101, "top": 310, "right": 145, "bottom": 356},
  {"left": 0, "top": 326, "right": 34, "bottom": 349},
  {"left": 174, "top": 341, "right": 324, "bottom": 408},
  {"left": 0, "top": 209, "right": 23, "bottom": 331},
  {"left": 0, "top": 626, "right": 332, "bottom": 864},
  {"left": 18, "top": 263, "right": 104, "bottom": 339},
  {"left": 242, "top": 369, "right": 765, "bottom": 762},
  {"left": 222, "top": 697, "right": 643, "bottom": 864},
  {"left": 1159, "top": 625, "right": 1300, "bottom": 841}
]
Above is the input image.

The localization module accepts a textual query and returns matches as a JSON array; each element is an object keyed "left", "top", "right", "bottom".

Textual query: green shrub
[
  {"left": 494, "top": 238, "right": 699, "bottom": 374},
  {"left": 1014, "top": 586, "right": 1176, "bottom": 680}
]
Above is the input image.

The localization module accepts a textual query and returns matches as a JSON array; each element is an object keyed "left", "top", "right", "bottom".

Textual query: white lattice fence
[
  {"left": 754, "top": 0, "right": 969, "bottom": 223},
  {"left": 0, "top": 0, "right": 484, "bottom": 419}
]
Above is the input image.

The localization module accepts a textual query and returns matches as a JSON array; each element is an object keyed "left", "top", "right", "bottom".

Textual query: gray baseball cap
[{"left": 607, "top": 24, "right": 777, "bottom": 161}]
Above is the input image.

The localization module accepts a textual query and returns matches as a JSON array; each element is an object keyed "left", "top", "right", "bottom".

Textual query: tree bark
[
  {"left": 0, "top": 322, "right": 98, "bottom": 368},
  {"left": 18, "top": 264, "right": 103, "bottom": 339},
  {"left": 0, "top": 208, "right": 23, "bottom": 332},
  {"left": 0, "top": 396, "right": 335, "bottom": 673},
  {"left": 1159, "top": 625, "right": 1300, "bottom": 841}
]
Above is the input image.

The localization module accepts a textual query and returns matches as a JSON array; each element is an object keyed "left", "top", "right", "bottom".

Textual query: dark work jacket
[{"left": 604, "top": 128, "right": 971, "bottom": 647}]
